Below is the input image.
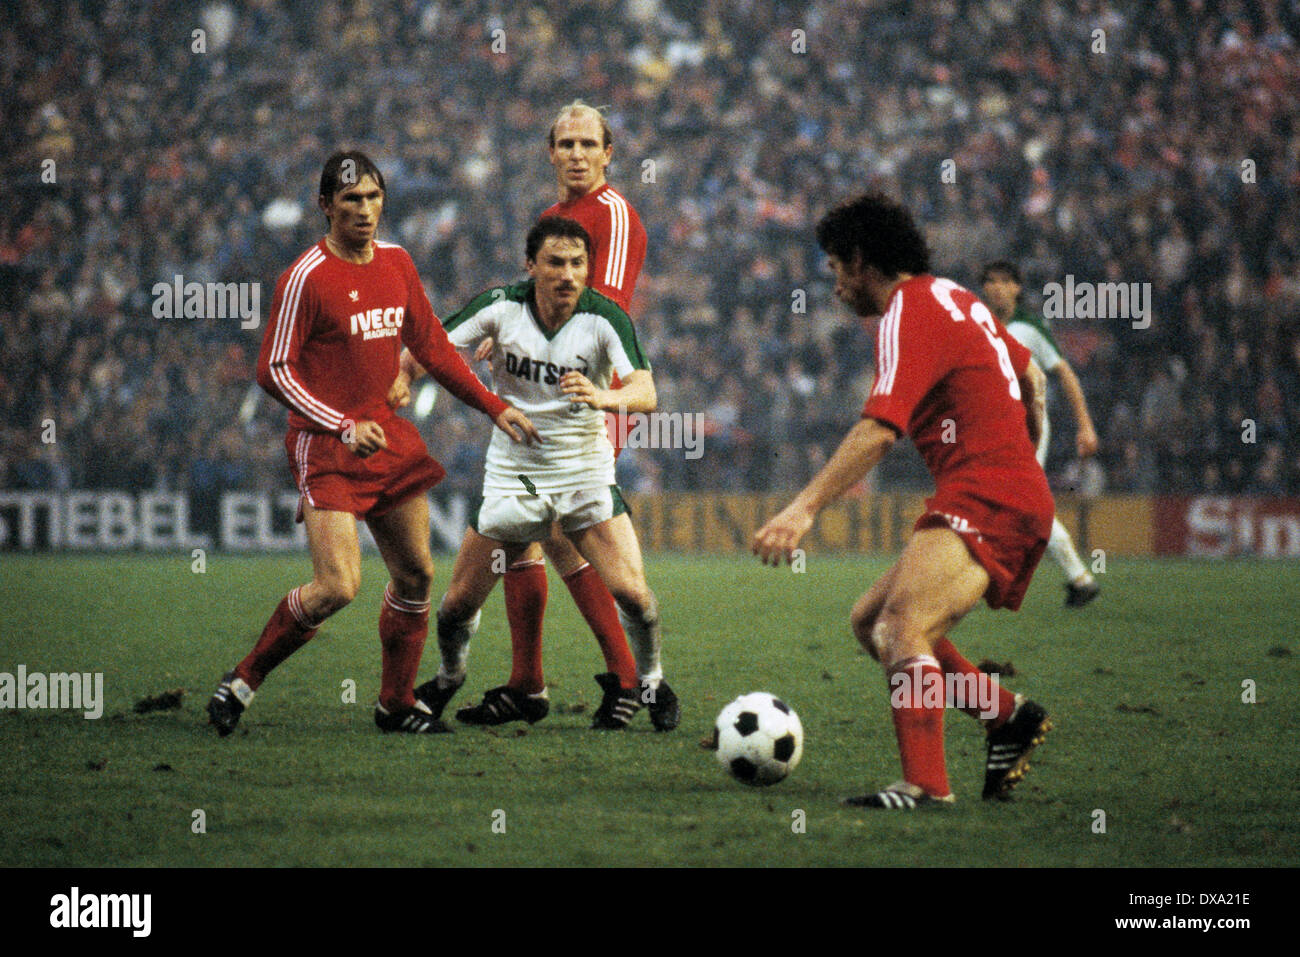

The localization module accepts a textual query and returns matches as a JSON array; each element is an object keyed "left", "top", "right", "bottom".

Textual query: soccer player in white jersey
[
  {"left": 403, "top": 217, "right": 677, "bottom": 730},
  {"left": 981, "top": 261, "right": 1101, "bottom": 607}
]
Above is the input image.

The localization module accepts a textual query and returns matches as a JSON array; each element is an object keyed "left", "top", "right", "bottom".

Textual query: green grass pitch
[{"left": 1, "top": 553, "right": 1296, "bottom": 867}]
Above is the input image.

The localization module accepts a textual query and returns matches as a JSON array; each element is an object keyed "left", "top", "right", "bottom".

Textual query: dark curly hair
[
  {"left": 815, "top": 192, "right": 931, "bottom": 277},
  {"left": 980, "top": 260, "right": 1023, "bottom": 285},
  {"left": 526, "top": 216, "right": 593, "bottom": 262}
]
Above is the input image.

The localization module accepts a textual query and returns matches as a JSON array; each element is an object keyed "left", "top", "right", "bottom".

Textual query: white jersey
[
  {"left": 443, "top": 281, "right": 649, "bottom": 494},
  {"left": 1006, "top": 321, "right": 1062, "bottom": 375},
  {"left": 1005, "top": 307, "right": 1063, "bottom": 464}
]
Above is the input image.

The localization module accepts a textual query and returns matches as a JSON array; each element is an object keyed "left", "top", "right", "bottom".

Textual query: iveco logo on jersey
[{"left": 350, "top": 306, "right": 405, "bottom": 340}]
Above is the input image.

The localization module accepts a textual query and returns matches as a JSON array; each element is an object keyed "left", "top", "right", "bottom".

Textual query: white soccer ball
[{"left": 714, "top": 692, "right": 803, "bottom": 786}]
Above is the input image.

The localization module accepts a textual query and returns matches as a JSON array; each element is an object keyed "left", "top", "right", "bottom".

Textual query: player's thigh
[
  {"left": 883, "top": 526, "right": 990, "bottom": 640},
  {"left": 302, "top": 502, "right": 362, "bottom": 599},
  {"left": 365, "top": 493, "right": 434, "bottom": 596},
  {"left": 442, "top": 527, "right": 529, "bottom": 617},
  {"left": 515, "top": 539, "right": 546, "bottom": 566},
  {"left": 540, "top": 522, "right": 586, "bottom": 575},
  {"left": 567, "top": 513, "right": 648, "bottom": 604}
]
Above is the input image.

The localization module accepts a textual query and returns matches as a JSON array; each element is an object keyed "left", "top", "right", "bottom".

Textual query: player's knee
[
  {"left": 613, "top": 584, "right": 656, "bottom": 622},
  {"left": 866, "top": 612, "right": 904, "bottom": 665},
  {"left": 850, "top": 601, "right": 879, "bottom": 652},
  {"left": 317, "top": 571, "right": 360, "bottom": 614},
  {"left": 438, "top": 586, "right": 477, "bottom": 625},
  {"left": 393, "top": 555, "right": 434, "bottom": 598}
]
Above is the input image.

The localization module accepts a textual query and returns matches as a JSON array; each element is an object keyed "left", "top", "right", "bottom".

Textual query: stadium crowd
[{"left": 4, "top": 0, "right": 1300, "bottom": 525}]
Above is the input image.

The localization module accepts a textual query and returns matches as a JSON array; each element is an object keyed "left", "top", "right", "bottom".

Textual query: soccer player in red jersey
[
  {"left": 538, "top": 102, "right": 647, "bottom": 313},
  {"left": 753, "top": 193, "right": 1056, "bottom": 807},
  {"left": 393, "top": 102, "right": 672, "bottom": 729},
  {"left": 207, "top": 151, "right": 538, "bottom": 737}
]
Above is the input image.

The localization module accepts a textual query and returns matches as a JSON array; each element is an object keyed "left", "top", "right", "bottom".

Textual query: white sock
[
  {"left": 618, "top": 595, "right": 662, "bottom": 685},
  {"left": 1048, "top": 516, "right": 1091, "bottom": 584},
  {"left": 228, "top": 676, "right": 254, "bottom": 706},
  {"left": 436, "top": 604, "right": 480, "bottom": 681}
]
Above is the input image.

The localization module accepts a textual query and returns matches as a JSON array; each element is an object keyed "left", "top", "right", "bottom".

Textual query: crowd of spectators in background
[{"left": 4, "top": 0, "right": 1300, "bottom": 526}]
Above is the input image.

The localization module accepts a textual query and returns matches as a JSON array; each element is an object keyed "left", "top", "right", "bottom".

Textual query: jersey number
[{"left": 931, "top": 278, "right": 1020, "bottom": 399}]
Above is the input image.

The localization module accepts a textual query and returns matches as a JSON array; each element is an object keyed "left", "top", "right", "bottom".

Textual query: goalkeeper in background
[{"left": 981, "top": 261, "right": 1101, "bottom": 607}]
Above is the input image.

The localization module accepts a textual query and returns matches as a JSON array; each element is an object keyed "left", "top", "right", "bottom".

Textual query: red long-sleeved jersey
[
  {"left": 257, "top": 239, "right": 506, "bottom": 435},
  {"left": 541, "top": 183, "right": 646, "bottom": 311},
  {"left": 862, "top": 275, "right": 1052, "bottom": 519}
]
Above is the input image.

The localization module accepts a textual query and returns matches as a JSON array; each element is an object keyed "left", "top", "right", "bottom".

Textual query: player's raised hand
[
  {"left": 387, "top": 370, "right": 412, "bottom": 409},
  {"left": 474, "top": 337, "right": 496, "bottom": 363},
  {"left": 345, "top": 419, "right": 388, "bottom": 457},
  {"left": 560, "top": 371, "right": 607, "bottom": 410},
  {"left": 752, "top": 503, "right": 815, "bottom": 566},
  {"left": 1077, "top": 422, "right": 1099, "bottom": 458},
  {"left": 494, "top": 405, "right": 541, "bottom": 445}
]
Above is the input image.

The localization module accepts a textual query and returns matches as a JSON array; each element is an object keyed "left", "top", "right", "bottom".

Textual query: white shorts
[{"left": 471, "top": 485, "right": 628, "bottom": 543}]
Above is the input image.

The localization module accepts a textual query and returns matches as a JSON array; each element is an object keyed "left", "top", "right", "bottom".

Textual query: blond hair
[{"left": 548, "top": 100, "right": 612, "bottom": 148}]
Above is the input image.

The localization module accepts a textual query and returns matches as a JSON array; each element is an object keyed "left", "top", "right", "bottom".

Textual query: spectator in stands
[{"left": 2, "top": 0, "right": 1297, "bottom": 505}]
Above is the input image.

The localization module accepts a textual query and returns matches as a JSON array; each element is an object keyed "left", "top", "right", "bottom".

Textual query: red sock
[
  {"left": 504, "top": 560, "right": 547, "bottom": 694},
  {"left": 378, "top": 584, "right": 430, "bottom": 711},
  {"left": 932, "top": 637, "right": 1016, "bottom": 727},
  {"left": 887, "top": 655, "right": 950, "bottom": 798},
  {"left": 236, "top": 586, "right": 321, "bottom": 690},
  {"left": 563, "top": 563, "right": 638, "bottom": 690}
]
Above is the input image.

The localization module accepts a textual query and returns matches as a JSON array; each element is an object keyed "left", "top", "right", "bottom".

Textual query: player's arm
[
  {"left": 1053, "top": 360, "right": 1099, "bottom": 457},
  {"left": 399, "top": 350, "right": 539, "bottom": 445},
  {"left": 561, "top": 368, "right": 655, "bottom": 413},
  {"left": 398, "top": 281, "right": 540, "bottom": 445},
  {"left": 1020, "top": 358, "right": 1047, "bottom": 450},
  {"left": 390, "top": 334, "right": 480, "bottom": 403},
  {"left": 566, "top": 302, "right": 655, "bottom": 412},
  {"left": 392, "top": 286, "right": 497, "bottom": 398},
  {"left": 388, "top": 347, "right": 422, "bottom": 407},
  {"left": 1000, "top": 320, "right": 1047, "bottom": 452},
  {"left": 752, "top": 418, "right": 897, "bottom": 566},
  {"left": 602, "top": 197, "right": 647, "bottom": 308},
  {"left": 755, "top": 290, "right": 942, "bottom": 566}
]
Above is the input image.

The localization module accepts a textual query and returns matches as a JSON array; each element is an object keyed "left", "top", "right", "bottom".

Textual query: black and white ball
[{"left": 714, "top": 692, "right": 804, "bottom": 786}]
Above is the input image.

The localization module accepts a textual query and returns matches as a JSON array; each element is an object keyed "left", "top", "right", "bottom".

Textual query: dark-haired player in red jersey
[
  {"left": 393, "top": 102, "right": 676, "bottom": 731},
  {"left": 753, "top": 193, "right": 1055, "bottom": 808},
  {"left": 207, "top": 150, "right": 538, "bottom": 737}
]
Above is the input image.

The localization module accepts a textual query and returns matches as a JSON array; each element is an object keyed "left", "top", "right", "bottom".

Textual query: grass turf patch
[{"left": 1, "top": 553, "right": 1295, "bottom": 867}]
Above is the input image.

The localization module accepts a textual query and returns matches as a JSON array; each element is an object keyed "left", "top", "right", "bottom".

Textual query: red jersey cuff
[{"left": 861, "top": 406, "right": 905, "bottom": 437}]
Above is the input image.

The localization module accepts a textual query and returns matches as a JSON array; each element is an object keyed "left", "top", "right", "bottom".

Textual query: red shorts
[
  {"left": 285, "top": 414, "right": 445, "bottom": 522},
  {"left": 914, "top": 493, "right": 1051, "bottom": 611}
]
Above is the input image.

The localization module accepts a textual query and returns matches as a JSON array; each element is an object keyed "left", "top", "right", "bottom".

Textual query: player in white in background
[
  {"left": 401, "top": 217, "right": 677, "bottom": 731},
  {"left": 981, "top": 261, "right": 1101, "bottom": 607}
]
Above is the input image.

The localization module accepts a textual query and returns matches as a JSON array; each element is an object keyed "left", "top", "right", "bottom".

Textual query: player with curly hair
[{"left": 754, "top": 193, "right": 1055, "bottom": 807}]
